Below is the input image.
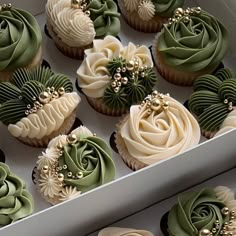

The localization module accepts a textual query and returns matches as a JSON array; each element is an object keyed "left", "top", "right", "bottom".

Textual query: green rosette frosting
[
  {"left": 0, "top": 162, "right": 34, "bottom": 225},
  {"left": 157, "top": 9, "right": 229, "bottom": 72},
  {"left": 168, "top": 188, "right": 229, "bottom": 236},
  {"left": 0, "top": 66, "right": 73, "bottom": 125},
  {"left": 0, "top": 6, "right": 42, "bottom": 71},
  {"left": 87, "top": 0, "right": 120, "bottom": 37},
  {"left": 188, "top": 68, "right": 236, "bottom": 133}
]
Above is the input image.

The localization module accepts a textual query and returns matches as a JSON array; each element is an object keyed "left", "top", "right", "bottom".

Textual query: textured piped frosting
[
  {"left": 36, "top": 126, "right": 115, "bottom": 204},
  {"left": 123, "top": 0, "right": 184, "bottom": 18},
  {"left": 157, "top": 9, "right": 229, "bottom": 72},
  {"left": 189, "top": 68, "right": 236, "bottom": 134},
  {"left": 0, "top": 163, "right": 34, "bottom": 225},
  {"left": 0, "top": 67, "right": 81, "bottom": 139},
  {"left": 0, "top": 5, "right": 42, "bottom": 71},
  {"left": 98, "top": 227, "right": 154, "bottom": 236},
  {"left": 120, "top": 92, "right": 200, "bottom": 165}
]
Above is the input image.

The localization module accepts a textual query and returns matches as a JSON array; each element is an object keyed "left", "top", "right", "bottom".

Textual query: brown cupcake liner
[
  {"left": 86, "top": 96, "right": 128, "bottom": 116},
  {"left": 115, "top": 115, "right": 147, "bottom": 171},
  {"left": 118, "top": 0, "right": 167, "bottom": 33},
  {"left": 152, "top": 33, "right": 219, "bottom": 86},
  {"left": 201, "top": 129, "right": 216, "bottom": 139},
  {"left": 16, "top": 110, "right": 77, "bottom": 148},
  {"left": 0, "top": 46, "right": 43, "bottom": 82},
  {"left": 47, "top": 21, "right": 93, "bottom": 60}
]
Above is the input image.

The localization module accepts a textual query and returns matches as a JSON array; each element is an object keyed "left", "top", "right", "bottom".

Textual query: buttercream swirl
[
  {"left": 120, "top": 95, "right": 200, "bottom": 165},
  {"left": 214, "top": 186, "right": 235, "bottom": 203},
  {"left": 98, "top": 227, "right": 154, "bottom": 236},
  {"left": 138, "top": 1, "right": 155, "bottom": 21},
  {"left": 0, "top": 6, "right": 42, "bottom": 71},
  {"left": 8, "top": 92, "right": 80, "bottom": 139},
  {"left": 123, "top": 0, "right": 139, "bottom": 12},
  {"left": 157, "top": 10, "right": 229, "bottom": 72},
  {"left": 0, "top": 162, "right": 34, "bottom": 225}
]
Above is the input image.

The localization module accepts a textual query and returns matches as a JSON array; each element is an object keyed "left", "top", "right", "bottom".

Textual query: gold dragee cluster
[
  {"left": 0, "top": 3, "right": 12, "bottom": 11},
  {"left": 198, "top": 207, "right": 236, "bottom": 236},
  {"left": 167, "top": 6, "right": 202, "bottom": 26},
  {"left": 24, "top": 87, "right": 65, "bottom": 116},
  {"left": 71, "top": 0, "right": 90, "bottom": 16},
  {"left": 223, "top": 98, "right": 234, "bottom": 111},
  {"left": 140, "top": 90, "right": 170, "bottom": 114},
  {"left": 111, "top": 58, "right": 148, "bottom": 93}
]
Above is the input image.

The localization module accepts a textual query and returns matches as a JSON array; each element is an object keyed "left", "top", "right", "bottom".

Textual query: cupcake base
[
  {"left": 47, "top": 21, "right": 93, "bottom": 60},
  {"left": 16, "top": 110, "right": 77, "bottom": 148},
  {"left": 118, "top": 0, "right": 167, "bottom": 33},
  {"left": 152, "top": 34, "right": 220, "bottom": 86},
  {"left": 115, "top": 115, "right": 147, "bottom": 171},
  {"left": 86, "top": 96, "right": 128, "bottom": 117},
  {"left": 0, "top": 46, "right": 43, "bottom": 82},
  {"left": 201, "top": 130, "right": 216, "bottom": 139}
]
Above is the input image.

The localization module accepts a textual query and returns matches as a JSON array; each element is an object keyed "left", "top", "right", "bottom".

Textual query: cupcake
[
  {"left": 0, "top": 66, "right": 81, "bottom": 147},
  {"left": 77, "top": 36, "right": 156, "bottom": 116},
  {"left": 161, "top": 186, "right": 236, "bottom": 236},
  {"left": 116, "top": 90, "right": 200, "bottom": 170},
  {"left": 46, "top": 0, "right": 120, "bottom": 59},
  {"left": 0, "top": 3, "right": 42, "bottom": 82},
  {"left": 118, "top": 0, "right": 184, "bottom": 33},
  {"left": 98, "top": 227, "right": 154, "bottom": 236},
  {"left": 152, "top": 7, "right": 229, "bottom": 86},
  {"left": 188, "top": 68, "right": 236, "bottom": 138},
  {"left": 0, "top": 162, "right": 34, "bottom": 225},
  {"left": 35, "top": 126, "right": 115, "bottom": 205}
]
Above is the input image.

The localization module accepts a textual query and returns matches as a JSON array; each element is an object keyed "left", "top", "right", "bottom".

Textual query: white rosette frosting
[
  {"left": 8, "top": 92, "right": 80, "bottom": 139},
  {"left": 98, "top": 227, "right": 154, "bottom": 236},
  {"left": 138, "top": 1, "right": 155, "bottom": 21},
  {"left": 119, "top": 94, "right": 200, "bottom": 165},
  {"left": 123, "top": 0, "right": 139, "bottom": 12}
]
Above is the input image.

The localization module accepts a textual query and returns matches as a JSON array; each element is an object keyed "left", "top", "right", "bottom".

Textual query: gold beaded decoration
[
  {"left": 223, "top": 99, "right": 234, "bottom": 111},
  {"left": 167, "top": 7, "right": 202, "bottom": 27},
  {"left": 71, "top": 0, "right": 90, "bottom": 16},
  {"left": 0, "top": 3, "right": 12, "bottom": 11}
]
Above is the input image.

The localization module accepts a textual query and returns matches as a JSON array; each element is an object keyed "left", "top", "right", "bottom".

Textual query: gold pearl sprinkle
[
  {"left": 67, "top": 134, "right": 78, "bottom": 144},
  {"left": 42, "top": 165, "right": 49, "bottom": 174}
]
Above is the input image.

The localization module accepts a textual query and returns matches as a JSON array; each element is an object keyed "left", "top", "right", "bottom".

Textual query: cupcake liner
[
  {"left": 115, "top": 115, "right": 147, "bottom": 171},
  {"left": 16, "top": 110, "right": 77, "bottom": 148},
  {"left": 201, "top": 129, "right": 216, "bottom": 139},
  {"left": 86, "top": 96, "right": 128, "bottom": 117},
  {"left": 118, "top": 0, "right": 167, "bottom": 33},
  {"left": 0, "top": 46, "right": 43, "bottom": 82},
  {"left": 152, "top": 33, "right": 219, "bottom": 86},
  {"left": 47, "top": 21, "right": 92, "bottom": 60}
]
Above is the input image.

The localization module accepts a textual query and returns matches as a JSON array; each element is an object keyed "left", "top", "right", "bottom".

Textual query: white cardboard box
[{"left": 1, "top": 1, "right": 236, "bottom": 236}]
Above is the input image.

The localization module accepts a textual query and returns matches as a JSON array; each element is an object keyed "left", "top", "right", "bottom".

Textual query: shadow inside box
[{"left": 0, "top": 149, "right": 6, "bottom": 163}]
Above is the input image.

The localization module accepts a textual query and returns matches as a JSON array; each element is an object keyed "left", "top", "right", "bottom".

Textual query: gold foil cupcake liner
[
  {"left": 47, "top": 21, "right": 92, "bottom": 60},
  {"left": 115, "top": 115, "right": 147, "bottom": 171},
  {"left": 16, "top": 110, "right": 77, "bottom": 148},
  {"left": 118, "top": 0, "right": 167, "bottom": 33}
]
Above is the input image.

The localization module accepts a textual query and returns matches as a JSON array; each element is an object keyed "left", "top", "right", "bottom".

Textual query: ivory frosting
[
  {"left": 98, "top": 227, "right": 154, "bottom": 236},
  {"left": 138, "top": 1, "right": 155, "bottom": 21},
  {"left": 123, "top": 0, "right": 139, "bottom": 12}
]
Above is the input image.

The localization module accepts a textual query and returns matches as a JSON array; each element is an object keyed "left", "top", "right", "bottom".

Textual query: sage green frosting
[
  {"left": 87, "top": 0, "right": 120, "bottom": 37},
  {"left": 103, "top": 57, "right": 157, "bottom": 109},
  {"left": 0, "top": 7, "right": 42, "bottom": 71},
  {"left": 157, "top": 10, "right": 229, "bottom": 72},
  {"left": 58, "top": 134, "right": 115, "bottom": 192},
  {"left": 153, "top": 0, "right": 185, "bottom": 17},
  {"left": 188, "top": 68, "right": 236, "bottom": 132},
  {"left": 168, "top": 188, "right": 229, "bottom": 236},
  {"left": 0, "top": 162, "right": 34, "bottom": 225},
  {"left": 0, "top": 67, "right": 73, "bottom": 125}
]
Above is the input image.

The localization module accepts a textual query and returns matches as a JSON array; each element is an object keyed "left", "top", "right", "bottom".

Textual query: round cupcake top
[
  {"left": 188, "top": 68, "right": 236, "bottom": 135},
  {"left": 0, "top": 4, "right": 42, "bottom": 71},
  {"left": 123, "top": 0, "right": 185, "bottom": 20},
  {"left": 157, "top": 7, "right": 229, "bottom": 72},
  {"left": 0, "top": 162, "right": 34, "bottom": 225},
  {"left": 98, "top": 227, "right": 154, "bottom": 236},
  {"left": 46, "top": 0, "right": 120, "bottom": 47},
  {"left": 78, "top": 36, "right": 156, "bottom": 110},
  {"left": 36, "top": 126, "right": 115, "bottom": 204},
  {"left": 118, "top": 90, "right": 200, "bottom": 166},
  {"left": 167, "top": 186, "right": 236, "bottom": 236},
  {"left": 0, "top": 66, "right": 81, "bottom": 139}
]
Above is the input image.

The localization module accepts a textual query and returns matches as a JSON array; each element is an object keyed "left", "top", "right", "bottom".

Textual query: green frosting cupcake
[
  {"left": 188, "top": 68, "right": 236, "bottom": 134},
  {"left": 157, "top": 7, "right": 229, "bottom": 72},
  {"left": 0, "top": 162, "right": 34, "bottom": 225},
  {"left": 0, "top": 67, "right": 73, "bottom": 125},
  {"left": 0, "top": 4, "right": 42, "bottom": 71},
  {"left": 87, "top": 0, "right": 120, "bottom": 37},
  {"left": 36, "top": 126, "right": 115, "bottom": 204},
  {"left": 167, "top": 188, "right": 230, "bottom": 236}
]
